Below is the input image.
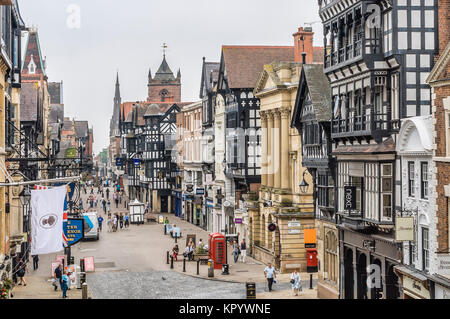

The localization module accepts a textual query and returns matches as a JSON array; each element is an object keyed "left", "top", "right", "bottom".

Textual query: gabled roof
[
  {"left": 220, "top": 46, "right": 295, "bottom": 89},
  {"left": 48, "top": 82, "right": 63, "bottom": 104},
  {"left": 20, "top": 82, "right": 39, "bottom": 122},
  {"left": 74, "top": 121, "right": 89, "bottom": 138},
  {"left": 49, "top": 104, "right": 64, "bottom": 124},
  {"left": 426, "top": 41, "right": 450, "bottom": 86},
  {"left": 200, "top": 58, "right": 220, "bottom": 98},
  {"left": 291, "top": 64, "right": 331, "bottom": 129},
  {"left": 21, "top": 28, "right": 46, "bottom": 78}
]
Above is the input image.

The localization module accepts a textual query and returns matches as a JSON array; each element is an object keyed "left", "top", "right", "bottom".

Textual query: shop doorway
[{"left": 161, "top": 195, "right": 168, "bottom": 213}]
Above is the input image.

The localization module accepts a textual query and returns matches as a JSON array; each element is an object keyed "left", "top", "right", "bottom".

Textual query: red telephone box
[
  {"left": 209, "top": 233, "right": 226, "bottom": 270},
  {"left": 306, "top": 248, "right": 318, "bottom": 273}
]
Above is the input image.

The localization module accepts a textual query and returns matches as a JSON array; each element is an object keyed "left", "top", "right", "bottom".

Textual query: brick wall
[
  {"left": 147, "top": 83, "right": 181, "bottom": 103},
  {"left": 436, "top": 162, "right": 450, "bottom": 253},
  {"left": 437, "top": 0, "right": 450, "bottom": 60}
]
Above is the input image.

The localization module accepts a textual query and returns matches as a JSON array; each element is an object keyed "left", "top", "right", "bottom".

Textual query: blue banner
[
  {"left": 63, "top": 218, "right": 84, "bottom": 246},
  {"left": 54, "top": 182, "right": 76, "bottom": 211}
]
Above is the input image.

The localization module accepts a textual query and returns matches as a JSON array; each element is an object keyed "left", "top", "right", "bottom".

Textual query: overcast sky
[{"left": 18, "top": 0, "right": 322, "bottom": 154}]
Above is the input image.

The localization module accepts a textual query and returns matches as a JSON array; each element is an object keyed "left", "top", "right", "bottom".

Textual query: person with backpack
[{"left": 16, "top": 261, "right": 28, "bottom": 286}]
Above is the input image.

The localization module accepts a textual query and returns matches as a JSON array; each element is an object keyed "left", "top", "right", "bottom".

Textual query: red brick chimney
[{"left": 293, "top": 26, "right": 314, "bottom": 64}]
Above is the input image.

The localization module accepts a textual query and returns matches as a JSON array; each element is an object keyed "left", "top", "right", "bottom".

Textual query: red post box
[
  {"left": 209, "top": 233, "right": 226, "bottom": 270},
  {"left": 306, "top": 248, "right": 318, "bottom": 273}
]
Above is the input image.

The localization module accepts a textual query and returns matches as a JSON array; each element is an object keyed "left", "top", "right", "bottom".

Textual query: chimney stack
[{"left": 293, "top": 26, "right": 314, "bottom": 64}]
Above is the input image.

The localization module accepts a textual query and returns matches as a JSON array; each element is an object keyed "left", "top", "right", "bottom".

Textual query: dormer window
[{"left": 28, "top": 55, "right": 37, "bottom": 74}]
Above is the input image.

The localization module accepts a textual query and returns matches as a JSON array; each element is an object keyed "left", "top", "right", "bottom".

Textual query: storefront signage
[
  {"left": 288, "top": 229, "right": 301, "bottom": 234},
  {"left": 63, "top": 218, "right": 84, "bottom": 247},
  {"left": 234, "top": 218, "right": 242, "bottom": 224},
  {"left": 435, "top": 283, "right": 450, "bottom": 299},
  {"left": 66, "top": 148, "right": 77, "bottom": 159},
  {"left": 115, "top": 158, "right": 123, "bottom": 167},
  {"left": 83, "top": 257, "right": 95, "bottom": 272},
  {"left": 402, "top": 276, "right": 430, "bottom": 299},
  {"left": 363, "top": 240, "right": 376, "bottom": 251},
  {"left": 196, "top": 188, "right": 205, "bottom": 195},
  {"left": 288, "top": 221, "right": 301, "bottom": 228},
  {"left": 344, "top": 186, "right": 357, "bottom": 210},
  {"left": 395, "top": 217, "right": 415, "bottom": 242},
  {"left": 437, "top": 254, "right": 450, "bottom": 275},
  {"left": 206, "top": 199, "right": 214, "bottom": 208}
]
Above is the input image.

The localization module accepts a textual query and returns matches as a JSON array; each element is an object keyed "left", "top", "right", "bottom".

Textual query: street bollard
[
  {"left": 183, "top": 257, "right": 186, "bottom": 272},
  {"left": 82, "top": 283, "right": 88, "bottom": 299},
  {"left": 166, "top": 251, "right": 169, "bottom": 264},
  {"left": 80, "top": 258, "right": 85, "bottom": 273},
  {"left": 309, "top": 274, "right": 313, "bottom": 289},
  {"left": 164, "top": 225, "right": 167, "bottom": 235},
  {"left": 196, "top": 259, "right": 200, "bottom": 275},
  {"left": 208, "top": 259, "right": 214, "bottom": 278},
  {"left": 170, "top": 255, "right": 174, "bottom": 269}
]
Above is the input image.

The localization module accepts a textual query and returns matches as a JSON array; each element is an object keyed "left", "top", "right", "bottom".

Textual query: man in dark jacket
[{"left": 54, "top": 264, "right": 63, "bottom": 291}]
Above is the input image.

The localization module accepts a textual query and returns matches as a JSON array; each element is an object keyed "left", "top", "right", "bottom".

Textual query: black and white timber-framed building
[{"left": 318, "top": 0, "right": 439, "bottom": 299}]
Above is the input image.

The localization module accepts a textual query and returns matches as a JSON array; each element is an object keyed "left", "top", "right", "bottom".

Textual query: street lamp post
[
  {"left": 19, "top": 187, "right": 32, "bottom": 262},
  {"left": 299, "top": 170, "right": 309, "bottom": 194}
]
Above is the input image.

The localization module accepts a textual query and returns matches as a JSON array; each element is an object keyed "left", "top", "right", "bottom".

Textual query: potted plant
[{"left": 1, "top": 279, "right": 13, "bottom": 299}]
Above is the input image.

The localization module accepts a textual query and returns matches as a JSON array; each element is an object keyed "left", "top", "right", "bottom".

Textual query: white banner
[{"left": 31, "top": 186, "right": 67, "bottom": 255}]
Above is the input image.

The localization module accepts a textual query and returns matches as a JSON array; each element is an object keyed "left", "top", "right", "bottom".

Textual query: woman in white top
[{"left": 290, "top": 269, "right": 301, "bottom": 296}]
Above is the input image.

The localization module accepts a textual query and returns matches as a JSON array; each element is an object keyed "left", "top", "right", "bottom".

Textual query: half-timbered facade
[
  {"left": 216, "top": 46, "right": 295, "bottom": 234},
  {"left": 292, "top": 63, "right": 339, "bottom": 298},
  {"left": 318, "top": 0, "right": 439, "bottom": 299}
]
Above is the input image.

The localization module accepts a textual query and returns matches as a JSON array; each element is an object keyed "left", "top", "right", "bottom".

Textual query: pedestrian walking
[
  {"left": 94, "top": 197, "right": 98, "bottom": 208},
  {"left": 90, "top": 186, "right": 94, "bottom": 194},
  {"left": 119, "top": 194, "right": 122, "bottom": 205},
  {"left": 124, "top": 214, "right": 130, "bottom": 228},
  {"left": 107, "top": 200, "right": 111, "bottom": 213},
  {"left": 171, "top": 244, "right": 179, "bottom": 261},
  {"left": 32, "top": 255, "right": 39, "bottom": 270},
  {"left": 113, "top": 215, "right": 118, "bottom": 232},
  {"left": 240, "top": 239, "right": 247, "bottom": 263},
  {"left": 54, "top": 264, "right": 63, "bottom": 291},
  {"left": 119, "top": 213, "right": 124, "bottom": 229},
  {"left": 107, "top": 214, "right": 112, "bottom": 232},
  {"left": 102, "top": 198, "right": 107, "bottom": 213},
  {"left": 106, "top": 188, "right": 110, "bottom": 200},
  {"left": 16, "top": 261, "right": 28, "bottom": 286},
  {"left": 290, "top": 269, "right": 301, "bottom": 296},
  {"left": 264, "top": 263, "right": 276, "bottom": 292},
  {"left": 232, "top": 240, "right": 240, "bottom": 263},
  {"left": 98, "top": 215, "right": 104, "bottom": 231},
  {"left": 61, "top": 271, "right": 69, "bottom": 298}
]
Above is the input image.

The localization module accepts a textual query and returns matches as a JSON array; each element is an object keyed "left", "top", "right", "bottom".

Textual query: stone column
[
  {"left": 267, "top": 112, "right": 274, "bottom": 188},
  {"left": 280, "top": 108, "right": 290, "bottom": 190},
  {"left": 260, "top": 111, "right": 268, "bottom": 187},
  {"left": 273, "top": 110, "right": 281, "bottom": 190}
]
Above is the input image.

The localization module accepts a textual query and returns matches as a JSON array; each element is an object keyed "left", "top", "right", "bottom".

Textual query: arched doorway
[
  {"left": 385, "top": 263, "right": 400, "bottom": 299},
  {"left": 344, "top": 247, "right": 354, "bottom": 299},
  {"left": 357, "top": 252, "right": 368, "bottom": 299},
  {"left": 370, "top": 258, "right": 382, "bottom": 299}
]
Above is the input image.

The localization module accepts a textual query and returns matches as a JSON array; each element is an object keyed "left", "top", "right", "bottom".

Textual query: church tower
[
  {"left": 147, "top": 54, "right": 181, "bottom": 103},
  {"left": 110, "top": 72, "right": 121, "bottom": 137}
]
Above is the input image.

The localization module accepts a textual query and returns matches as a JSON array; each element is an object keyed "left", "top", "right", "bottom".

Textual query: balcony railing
[{"left": 304, "top": 145, "right": 323, "bottom": 159}]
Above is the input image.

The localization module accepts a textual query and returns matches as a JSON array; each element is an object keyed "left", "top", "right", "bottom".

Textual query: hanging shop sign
[
  {"left": 63, "top": 218, "right": 84, "bottom": 247},
  {"left": 206, "top": 199, "right": 214, "bottom": 208},
  {"left": 133, "top": 159, "right": 141, "bottom": 167},
  {"left": 196, "top": 188, "right": 205, "bottom": 195},
  {"left": 116, "top": 158, "right": 123, "bottom": 167},
  {"left": 66, "top": 148, "right": 78, "bottom": 159},
  {"left": 344, "top": 186, "right": 357, "bottom": 210},
  {"left": 395, "top": 217, "right": 415, "bottom": 242},
  {"left": 186, "top": 184, "right": 194, "bottom": 193},
  {"left": 234, "top": 218, "right": 243, "bottom": 224}
]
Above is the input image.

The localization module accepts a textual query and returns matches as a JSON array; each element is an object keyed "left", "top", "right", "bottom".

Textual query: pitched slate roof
[
  {"left": 74, "top": 121, "right": 89, "bottom": 138},
  {"left": 153, "top": 55, "right": 176, "bottom": 82},
  {"left": 302, "top": 64, "right": 331, "bottom": 122},
  {"left": 222, "top": 46, "right": 295, "bottom": 89},
  {"left": 48, "top": 82, "right": 63, "bottom": 104},
  {"left": 20, "top": 82, "right": 39, "bottom": 122},
  {"left": 200, "top": 59, "right": 220, "bottom": 98},
  {"left": 49, "top": 104, "right": 64, "bottom": 124},
  {"left": 62, "top": 117, "right": 74, "bottom": 131}
]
